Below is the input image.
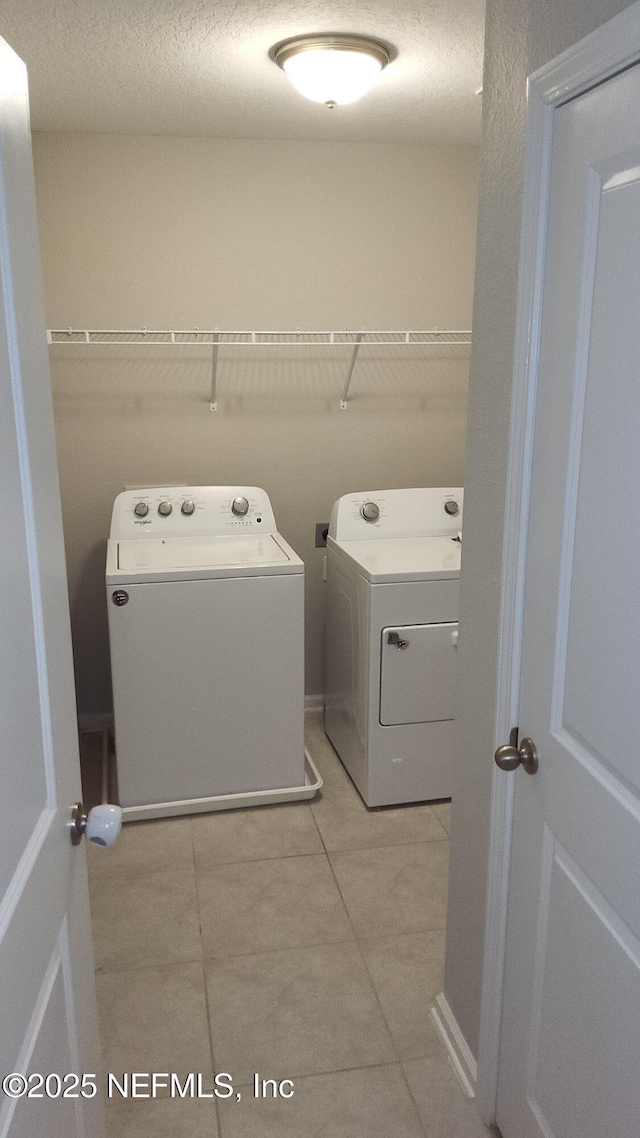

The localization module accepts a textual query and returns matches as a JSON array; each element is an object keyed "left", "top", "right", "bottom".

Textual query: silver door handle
[
  {"left": 387, "top": 631, "right": 409, "bottom": 649},
  {"left": 494, "top": 737, "right": 538, "bottom": 775}
]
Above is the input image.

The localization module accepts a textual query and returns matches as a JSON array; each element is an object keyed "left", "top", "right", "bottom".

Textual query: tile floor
[{"left": 85, "top": 717, "right": 495, "bottom": 1138}]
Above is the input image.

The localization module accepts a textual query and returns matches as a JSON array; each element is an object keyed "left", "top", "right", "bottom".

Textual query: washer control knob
[
  {"left": 181, "top": 500, "right": 195, "bottom": 516},
  {"left": 361, "top": 502, "right": 380, "bottom": 523},
  {"left": 444, "top": 500, "right": 460, "bottom": 516},
  {"left": 231, "top": 496, "right": 250, "bottom": 516},
  {"left": 133, "top": 501, "right": 149, "bottom": 517},
  {"left": 158, "top": 501, "right": 173, "bottom": 517}
]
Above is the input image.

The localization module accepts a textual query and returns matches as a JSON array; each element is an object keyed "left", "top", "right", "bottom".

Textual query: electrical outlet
[{"left": 315, "top": 522, "right": 329, "bottom": 548}]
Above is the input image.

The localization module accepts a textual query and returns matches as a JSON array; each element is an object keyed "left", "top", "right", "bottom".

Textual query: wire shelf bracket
[
  {"left": 210, "top": 331, "right": 219, "bottom": 412},
  {"left": 340, "top": 332, "right": 364, "bottom": 410}
]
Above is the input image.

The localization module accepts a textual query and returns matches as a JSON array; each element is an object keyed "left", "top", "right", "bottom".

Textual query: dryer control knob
[
  {"left": 181, "top": 500, "right": 195, "bottom": 516},
  {"left": 444, "top": 500, "right": 460, "bottom": 516},
  {"left": 134, "top": 501, "right": 149, "bottom": 517},
  {"left": 158, "top": 501, "right": 173, "bottom": 516},
  {"left": 361, "top": 502, "right": 380, "bottom": 522},
  {"left": 231, "top": 496, "right": 250, "bottom": 516}
]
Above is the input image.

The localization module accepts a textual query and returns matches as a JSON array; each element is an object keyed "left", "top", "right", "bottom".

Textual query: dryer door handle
[{"left": 387, "top": 631, "right": 409, "bottom": 650}]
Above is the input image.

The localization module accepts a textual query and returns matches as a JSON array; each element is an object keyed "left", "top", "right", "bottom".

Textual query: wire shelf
[{"left": 47, "top": 328, "right": 472, "bottom": 409}]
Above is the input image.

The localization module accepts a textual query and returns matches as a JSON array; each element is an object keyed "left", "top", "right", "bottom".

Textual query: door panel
[
  {"left": 380, "top": 622, "right": 457, "bottom": 725},
  {"left": 525, "top": 833, "right": 640, "bottom": 1138},
  {"left": 9, "top": 936, "right": 78, "bottom": 1138},
  {"left": 497, "top": 62, "right": 640, "bottom": 1138},
  {"left": 0, "top": 38, "right": 103, "bottom": 1138},
  {"left": 560, "top": 170, "right": 640, "bottom": 791},
  {"left": 0, "top": 287, "right": 50, "bottom": 898}
]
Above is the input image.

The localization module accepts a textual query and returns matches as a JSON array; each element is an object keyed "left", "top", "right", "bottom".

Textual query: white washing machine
[
  {"left": 324, "top": 487, "right": 463, "bottom": 806},
  {"left": 106, "top": 486, "right": 320, "bottom": 821}
]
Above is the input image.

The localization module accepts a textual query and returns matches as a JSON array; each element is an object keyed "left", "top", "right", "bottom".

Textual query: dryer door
[{"left": 380, "top": 622, "right": 458, "bottom": 726}]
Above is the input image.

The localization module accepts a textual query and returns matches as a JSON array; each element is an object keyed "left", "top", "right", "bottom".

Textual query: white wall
[
  {"left": 444, "top": 0, "right": 634, "bottom": 1062},
  {"left": 33, "top": 133, "right": 478, "bottom": 714}
]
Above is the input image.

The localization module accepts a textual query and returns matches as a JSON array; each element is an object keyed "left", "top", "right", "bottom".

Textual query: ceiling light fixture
[{"left": 274, "top": 35, "right": 390, "bottom": 109}]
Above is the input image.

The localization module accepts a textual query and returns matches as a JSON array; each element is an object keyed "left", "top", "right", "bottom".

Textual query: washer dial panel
[{"left": 113, "top": 487, "right": 278, "bottom": 538}]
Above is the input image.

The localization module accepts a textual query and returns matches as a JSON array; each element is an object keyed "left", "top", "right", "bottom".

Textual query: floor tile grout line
[
  {"left": 307, "top": 827, "right": 450, "bottom": 855},
  {"left": 188, "top": 812, "right": 198, "bottom": 871},
  {"left": 201, "top": 930, "right": 356, "bottom": 964},
  {"left": 94, "top": 919, "right": 448, "bottom": 975},
  {"left": 91, "top": 844, "right": 328, "bottom": 885},
  {"left": 322, "top": 836, "right": 403, "bottom": 1070},
  {"left": 93, "top": 910, "right": 443, "bottom": 984},
  {"left": 194, "top": 847, "right": 329, "bottom": 874},
  {"left": 191, "top": 817, "right": 223, "bottom": 1138},
  {"left": 195, "top": 795, "right": 408, "bottom": 1085},
  {"left": 224, "top": 1056, "right": 427, "bottom": 1091},
  {"left": 308, "top": 780, "right": 331, "bottom": 857},
  {"left": 90, "top": 860, "right": 205, "bottom": 974},
  {"left": 215, "top": 1056, "right": 453, "bottom": 1128},
  {"left": 94, "top": 726, "right": 448, "bottom": 1136},
  {"left": 307, "top": 728, "right": 450, "bottom": 847},
  {"left": 96, "top": 955, "right": 207, "bottom": 978},
  {"left": 88, "top": 861, "right": 200, "bottom": 887},
  {"left": 303, "top": 794, "right": 366, "bottom": 940},
  {"left": 354, "top": 922, "right": 449, "bottom": 942},
  {"left": 310, "top": 724, "right": 448, "bottom": 1135},
  {"left": 310, "top": 783, "right": 451, "bottom": 821},
  {"left": 401, "top": 1060, "right": 433, "bottom": 1138},
  {"left": 200, "top": 957, "right": 223, "bottom": 1138},
  {"left": 353, "top": 926, "right": 448, "bottom": 947},
  {"left": 225, "top": 1058, "right": 415, "bottom": 1093},
  {"left": 308, "top": 808, "right": 449, "bottom": 854},
  {"left": 327, "top": 836, "right": 452, "bottom": 864},
  {"left": 98, "top": 930, "right": 444, "bottom": 977},
  {"left": 193, "top": 843, "right": 357, "bottom": 960}
]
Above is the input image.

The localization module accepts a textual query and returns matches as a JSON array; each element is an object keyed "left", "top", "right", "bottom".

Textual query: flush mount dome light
[{"left": 274, "top": 35, "right": 390, "bottom": 108}]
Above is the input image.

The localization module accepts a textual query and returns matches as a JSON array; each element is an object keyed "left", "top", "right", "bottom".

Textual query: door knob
[
  {"left": 70, "top": 802, "right": 122, "bottom": 847},
  {"left": 494, "top": 736, "right": 538, "bottom": 775}
]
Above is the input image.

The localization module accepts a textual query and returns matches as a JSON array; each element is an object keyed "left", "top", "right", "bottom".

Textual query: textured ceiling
[{"left": 1, "top": 0, "right": 484, "bottom": 144}]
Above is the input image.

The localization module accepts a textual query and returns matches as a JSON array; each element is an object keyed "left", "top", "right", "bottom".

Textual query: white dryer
[
  {"left": 106, "top": 486, "right": 320, "bottom": 820},
  {"left": 324, "top": 487, "right": 463, "bottom": 806}
]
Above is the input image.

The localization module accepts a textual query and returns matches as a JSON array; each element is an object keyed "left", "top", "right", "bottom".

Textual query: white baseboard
[
  {"left": 431, "top": 992, "right": 477, "bottom": 1098},
  {"left": 78, "top": 713, "right": 114, "bottom": 734},
  {"left": 304, "top": 694, "right": 325, "bottom": 714}
]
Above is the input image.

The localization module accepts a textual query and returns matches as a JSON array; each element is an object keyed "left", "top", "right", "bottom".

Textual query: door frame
[{"left": 476, "top": 0, "right": 640, "bottom": 1123}]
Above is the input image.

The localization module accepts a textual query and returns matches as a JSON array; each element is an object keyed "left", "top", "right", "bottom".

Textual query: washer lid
[
  {"left": 329, "top": 535, "right": 461, "bottom": 583},
  {"left": 108, "top": 533, "right": 303, "bottom": 583}
]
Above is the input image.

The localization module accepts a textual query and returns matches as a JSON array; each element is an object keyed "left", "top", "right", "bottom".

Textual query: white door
[
  {"left": 497, "top": 62, "right": 640, "bottom": 1137},
  {"left": 0, "top": 39, "right": 104, "bottom": 1138}
]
